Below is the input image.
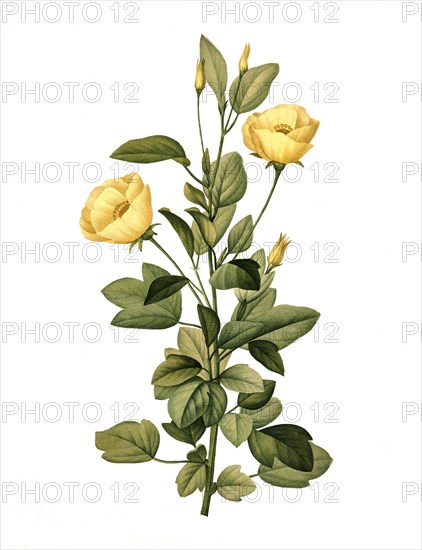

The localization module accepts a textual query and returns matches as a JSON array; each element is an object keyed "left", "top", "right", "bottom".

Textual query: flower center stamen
[
  {"left": 113, "top": 201, "right": 130, "bottom": 220},
  {"left": 274, "top": 123, "right": 293, "bottom": 135}
]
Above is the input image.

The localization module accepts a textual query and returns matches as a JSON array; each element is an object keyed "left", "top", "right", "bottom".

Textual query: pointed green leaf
[
  {"left": 197, "top": 305, "right": 220, "bottom": 346},
  {"left": 186, "top": 444, "right": 207, "bottom": 464},
  {"left": 162, "top": 418, "right": 205, "bottom": 445},
  {"left": 232, "top": 288, "right": 276, "bottom": 321},
  {"left": 227, "top": 215, "right": 253, "bottom": 254},
  {"left": 95, "top": 420, "right": 159, "bottom": 463},
  {"left": 211, "top": 152, "right": 247, "bottom": 208},
  {"left": 110, "top": 135, "right": 190, "bottom": 166},
  {"left": 184, "top": 182, "right": 208, "bottom": 210},
  {"left": 154, "top": 386, "right": 176, "bottom": 400},
  {"left": 220, "top": 364, "right": 264, "bottom": 393},
  {"left": 229, "top": 63, "right": 280, "bottom": 114},
  {"left": 210, "top": 259, "right": 261, "bottom": 291},
  {"left": 159, "top": 209, "right": 194, "bottom": 258},
  {"left": 249, "top": 340, "right": 284, "bottom": 375},
  {"left": 102, "top": 278, "right": 147, "bottom": 308},
  {"left": 216, "top": 465, "right": 256, "bottom": 501},
  {"left": 176, "top": 462, "right": 206, "bottom": 497},
  {"left": 238, "top": 379, "right": 276, "bottom": 410},
  {"left": 248, "top": 424, "right": 313, "bottom": 471},
  {"left": 241, "top": 397, "right": 282, "bottom": 429},
  {"left": 186, "top": 208, "right": 217, "bottom": 246},
  {"left": 203, "top": 383, "right": 227, "bottom": 427},
  {"left": 235, "top": 271, "right": 275, "bottom": 304},
  {"left": 144, "top": 275, "right": 189, "bottom": 305},
  {"left": 168, "top": 379, "right": 210, "bottom": 428},
  {"left": 200, "top": 35, "right": 227, "bottom": 112},
  {"left": 220, "top": 413, "right": 253, "bottom": 447},
  {"left": 258, "top": 443, "right": 333, "bottom": 488},
  {"left": 152, "top": 354, "right": 202, "bottom": 387},
  {"left": 214, "top": 204, "right": 236, "bottom": 241}
]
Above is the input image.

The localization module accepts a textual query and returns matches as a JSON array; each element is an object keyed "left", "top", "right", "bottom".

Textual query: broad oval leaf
[
  {"left": 154, "top": 385, "right": 176, "bottom": 400},
  {"left": 232, "top": 288, "right": 277, "bottom": 321},
  {"left": 176, "top": 462, "right": 207, "bottom": 497},
  {"left": 227, "top": 215, "right": 253, "bottom": 254},
  {"left": 258, "top": 443, "right": 333, "bottom": 488},
  {"left": 200, "top": 35, "right": 228, "bottom": 112},
  {"left": 102, "top": 278, "right": 147, "bottom": 308},
  {"left": 210, "top": 260, "right": 261, "bottom": 291},
  {"left": 211, "top": 152, "right": 247, "bottom": 208},
  {"left": 151, "top": 354, "right": 202, "bottom": 387},
  {"left": 248, "top": 423, "right": 313, "bottom": 471},
  {"left": 241, "top": 396, "right": 282, "bottom": 429},
  {"left": 95, "top": 420, "right": 159, "bottom": 463},
  {"left": 168, "top": 379, "right": 210, "bottom": 428},
  {"left": 217, "top": 465, "right": 256, "bottom": 502},
  {"left": 110, "top": 135, "right": 190, "bottom": 166},
  {"left": 159, "top": 208, "right": 195, "bottom": 258},
  {"left": 220, "top": 364, "right": 264, "bottom": 393},
  {"left": 184, "top": 182, "right": 208, "bottom": 210},
  {"left": 162, "top": 418, "right": 206, "bottom": 446},
  {"left": 144, "top": 275, "right": 189, "bottom": 305},
  {"left": 214, "top": 204, "right": 237, "bottom": 242},
  {"left": 186, "top": 208, "right": 217, "bottom": 246},
  {"left": 238, "top": 379, "right": 276, "bottom": 410},
  {"left": 203, "top": 383, "right": 227, "bottom": 427},
  {"left": 197, "top": 305, "right": 220, "bottom": 346},
  {"left": 229, "top": 63, "right": 280, "bottom": 114},
  {"left": 220, "top": 413, "right": 253, "bottom": 447},
  {"left": 249, "top": 340, "right": 284, "bottom": 375},
  {"left": 111, "top": 300, "right": 181, "bottom": 330}
]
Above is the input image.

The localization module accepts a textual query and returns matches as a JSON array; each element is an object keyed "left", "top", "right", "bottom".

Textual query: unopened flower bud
[
  {"left": 239, "top": 43, "right": 250, "bottom": 74},
  {"left": 268, "top": 233, "right": 291, "bottom": 269},
  {"left": 195, "top": 58, "right": 206, "bottom": 92}
]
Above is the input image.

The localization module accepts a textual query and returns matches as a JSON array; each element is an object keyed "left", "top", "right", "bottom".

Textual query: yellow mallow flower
[
  {"left": 79, "top": 172, "right": 152, "bottom": 244},
  {"left": 268, "top": 233, "right": 291, "bottom": 269},
  {"left": 242, "top": 104, "right": 319, "bottom": 165}
]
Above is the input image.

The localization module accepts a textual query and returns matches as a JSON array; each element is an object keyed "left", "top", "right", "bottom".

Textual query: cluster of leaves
[{"left": 95, "top": 35, "right": 332, "bottom": 511}]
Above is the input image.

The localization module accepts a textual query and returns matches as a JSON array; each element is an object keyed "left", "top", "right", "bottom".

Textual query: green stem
[
  {"left": 231, "top": 167, "right": 283, "bottom": 262},
  {"left": 154, "top": 458, "right": 189, "bottom": 465},
  {"left": 197, "top": 92, "right": 206, "bottom": 156},
  {"left": 191, "top": 261, "right": 212, "bottom": 309},
  {"left": 200, "top": 424, "right": 218, "bottom": 516},
  {"left": 184, "top": 166, "right": 204, "bottom": 186},
  {"left": 179, "top": 321, "right": 202, "bottom": 329},
  {"left": 150, "top": 238, "right": 204, "bottom": 305}
]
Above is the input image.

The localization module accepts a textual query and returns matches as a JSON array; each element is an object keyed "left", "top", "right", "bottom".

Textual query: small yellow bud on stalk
[
  {"left": 268, "top": 233, "right": 291, "bottom": 269},
  {"left": 238, "top": 43, "right": 250, "bottom": 74},
  {"left": 195, "top": 58, "right": 206, "bottom": 93}
]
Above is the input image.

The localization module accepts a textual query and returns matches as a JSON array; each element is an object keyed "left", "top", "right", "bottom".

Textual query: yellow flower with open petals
[
  {"left": 242, "top": 104, "right": 319, "bottom": 165},
  {"left": 79, "top": 172, "right": 152, "bottom": 244}
]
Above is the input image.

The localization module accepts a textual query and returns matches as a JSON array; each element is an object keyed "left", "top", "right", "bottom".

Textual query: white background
[{"left": 1, "top": 1, "right": 421, "bottom": 549}]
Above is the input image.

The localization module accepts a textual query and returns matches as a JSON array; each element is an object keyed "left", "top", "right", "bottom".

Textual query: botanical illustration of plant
[{"left": 79, "top": 35, "right": 332, "bottom": 517}]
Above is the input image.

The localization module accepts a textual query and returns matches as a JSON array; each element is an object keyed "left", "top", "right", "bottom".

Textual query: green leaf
[
  {"left": 220, "top": 413, "right": 253, "bottom": 447},
  {"left": 186, "top": 208, "right": 217, "bottom": 246},
  {"left": 192, "top": 219, "right": 208, "bottom": 256},
  {"left": 200, "top": 35, "right": 227, "bottom": 112},
  {"left": 258, "top": 443, "right": 333, "bottom": 488},
  {"left": 211, "top": 152, "right": 247, "bottom": 208},
  {"left": 186, "top": 444, "right": 207, "bottom": 464},
  {"left": 159, "top": 209, "right": 195, "bottom": 258},
  {"left": 220, "top": 364, "right": 264, "bottom": 393},
  {"left": 227, "top": 215, "right": 253, "bottom": 254},
  {"left": 241, "top": 397, "right": 282, "bottom": 429},
  {"left": 95, "top": 420, "right": 159, "bottom": 463},
  {"left": 219, "top": 305, "right": 320, "bottom": 350},
  {"left": 216, "top": 465, "right": 256, "bottom": 502},
  {"left": 235, "top": 271, "right": 275, "bottom": 304},
  {"left": 111, "top": 300, "right": 181, "bottom": 330},
  {"left": 248, "top": 424, "right": 313, "bottom": 471},
  {"left": 144, "top": 275, "right": 189, "bottom": 306},
  {"left": 238, "top": 379, "right": 276, "bottom": 410},
  {"left": 184, "top": 182, "right": 208, "bottom": 210},
  {"left": 197, "top": 305, "right": 220, "bottom": 346},
  {"left": 168, "top": 379, "right": 210, "bottom": 428},
  {"left": 203, "top": 383, "right": 227, "bottom": 427},
  {"left": 176, "top": 462, "right": 207, "bottom": 497},
  {"left": 162, "top": 418, "right": 205, "bottom": 445},
  {"left": 110, "top": 135, "right": 190, "bottom": 166},
  {"left": 249, "top": 340, "right": 284, "bottom": 375},
  {"left": 102, "top": 278, "right": 147, "bottom": 308},
  {"left": 154, "top": 386, "right": 176, "bottom": 400},
  {"left": 229, "top": 63, "right": 280, "bottom": 114},
  {"left": 232, "top": 288, "right": 276, "bottom": 321},
  {"left": 177, "top": 327, "right": 209, "bottom": 370},
  {"left": 214, "top": 204, "right": 237, "bottom": 242},
  {"left": 152, "top": 354, "right": 202, "bottom": 387},
  {"left": 210, "top": 259, "right": 261, "bottom": 291}
]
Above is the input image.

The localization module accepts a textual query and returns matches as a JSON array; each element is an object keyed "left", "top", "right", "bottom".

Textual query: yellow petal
[
  {"left": 97, "top": 218, "right": 140, "bottom": 244},
  {"left": 251, "top": 129, "right": 313, "bottom": 164},
  {"left": 79, "top": 217, "right": 109, "bottom": 242},
  {"left": 287, "top": 119, "right": 319, "bottom": 143},
  {"left": 90, "top": 209, "right": 115, "bottom": 232},
  {"left": 249, "top": 128, "right": 271, "bottom": 161},
  {"left": 125, "top": 173, "right": 145, "bottom": 203},
  {"left": 81, "top": 207, "right": 92, "bottom": 223},
  {"left": 242, "top": 113, "right": 260, "bottom": 151},
  {"left": 280, "top": 104, "right": 310, "bottom": 128},
  {"left": 125, "top": 184, "right": 153, "bottom": 235},
  {"left": 85, "top": 186, "right": 104, "bottom": 210},
  {"left": 101, "top": 177, "right": 129, "bottom": 195},
  {"left": 93, "top": 186, "right": 127, "bottom": 214},
  {"left": 256, "top": 106, "right": 298, "bottom": 132}
]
